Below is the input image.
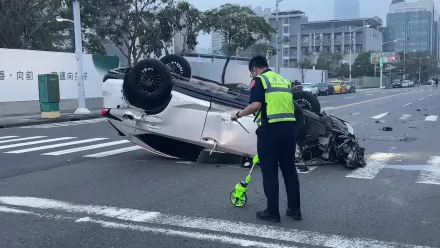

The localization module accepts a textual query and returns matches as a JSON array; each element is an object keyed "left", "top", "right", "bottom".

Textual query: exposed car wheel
[
  {"left": 160, "top": 54, "right": 192, "bottom": 78},
  {"left": 123, "top": 58, "right": 173, "bottom": 112},
  {"left": 137, "top": 134, "right": 204, "bottom": 161},
  {"left": 293, "top": 91, "right": 321, "bottom": 114}
]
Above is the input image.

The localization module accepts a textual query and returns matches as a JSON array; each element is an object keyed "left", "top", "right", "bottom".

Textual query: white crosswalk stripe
[
  {"left": 5, "top": 138, "right": 109, "bottom": 154},
  {"left": 83, "top": 146, "right": 143, "bottom": 158},
  {"left": 20, "top": 118, "right": 106, "bottom": 128},
  {"left": 0, "top": 137, "right": 76, "bottom": 150},
  {"left": 0, "top": 135, "right": 138, "bottom": 158},
  {"left": 42, "top": 140, "right": 131, "bottom": 156}
]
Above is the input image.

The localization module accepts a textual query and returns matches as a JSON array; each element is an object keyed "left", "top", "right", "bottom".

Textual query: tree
[
  {"left": 0, "top": 0, "right": 66, "bottom": 50},
  {"left": 297, "top": 59, "right": 313, "bottom": 83},
  {"left": 315, "top": 53, "right": 344, "bottom": 81},
  {"left": 352, "top": 51, "right": 375, "bottom": 77},
  {"left": 393, "top": 51, "right": 437, "bottom": 81},
  {"left": 159, "top": 1, "right": 202, "bottom": 55},
  {"left": 335, "top": 63, "right": 349, "bottom": 79},
  {"left": 76, "top": 0, "right": 173, "bottom": 66},
  {"left": 59, "top": 0, "right": 109, "bottom": 55},
  {"left": 248, "top": 42, "right": 277, "bottom": 60},
  {"left": 201, "top": 4, "right": 276, "bottom": 84}
]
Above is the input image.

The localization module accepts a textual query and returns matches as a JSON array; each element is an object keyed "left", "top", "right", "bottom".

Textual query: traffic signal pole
[{"left": 379, "top": 51, "right": 383, "bottom": 88}]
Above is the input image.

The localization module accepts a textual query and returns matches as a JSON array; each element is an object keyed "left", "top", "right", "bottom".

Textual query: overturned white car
[{"left": 102, "top": 55, "right": 366, "bottom": 169}]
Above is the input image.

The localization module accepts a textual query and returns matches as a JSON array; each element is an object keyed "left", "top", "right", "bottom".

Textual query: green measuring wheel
[{"left": 230, "top": 189, "right": 247, "bottom": 207}]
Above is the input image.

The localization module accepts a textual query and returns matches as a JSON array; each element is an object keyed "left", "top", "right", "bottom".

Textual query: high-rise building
[
  {"left": 386, "top": 0, "right": 439, "bottom": 56},
  {"left": 210, "top": 5, "right": 272, "bottom": 55},
  {"left": 334, "top": 0, "right": 360, "bottom": 20},
  {"left": 211, "top": 32, "right": 225, "bottom": 54},
  {"left": 267, "top": 10, "right": 309, "bottom": 68}
]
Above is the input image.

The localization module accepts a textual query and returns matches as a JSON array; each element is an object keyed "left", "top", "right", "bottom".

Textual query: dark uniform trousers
[{"left": 256, "top": 121, "right": 301, "bottom": 214}]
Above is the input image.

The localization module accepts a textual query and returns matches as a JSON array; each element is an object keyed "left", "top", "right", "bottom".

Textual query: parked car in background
[
  {"left": 345, "top": 82, "right": 356, "bottom": 93},
  {"left": 401, "top": 80, "right": 414, "bottom": 87},
  {"left": 425, "top": 79, "right": 434, "bottom": 85},
  {"left": 326, "top": 82, "right": 334, "bottom": 95},
  {"left": 316, "top": 82, "right": 330, "bottom": 95},
  {"left": 392, "top": 79, "right": 402, "bottom": 88},
  {"left": 302, "top": 83, "right": 319, "bottom": 96},
  {"left": 330, "top": 80, "right": 347, "bottom": 94}
]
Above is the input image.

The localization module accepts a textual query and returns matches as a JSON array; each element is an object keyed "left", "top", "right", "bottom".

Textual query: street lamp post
[
  {"left": 57, "top": 0, "right": 90, "bottom": 115},
  {"left": 379, "top": 39, "right": 397, "bottom": 88},
  {"left": 275, "top": 0, "right": 283, "bottom": 73},
  {"left": 349, "top": 25, "right": 370, "bottom": 82},
  {"left": 72, "top": 0, "right": 89, "bottom": 114}
]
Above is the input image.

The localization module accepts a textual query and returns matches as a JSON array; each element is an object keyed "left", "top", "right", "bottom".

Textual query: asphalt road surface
[{"left": 1, "top": 85, "right": 440, "bottom": 248}]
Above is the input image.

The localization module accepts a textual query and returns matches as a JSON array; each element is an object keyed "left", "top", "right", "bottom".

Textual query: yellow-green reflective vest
[{"left": 253, "top": 71, "right": 295, "bottom": 126}]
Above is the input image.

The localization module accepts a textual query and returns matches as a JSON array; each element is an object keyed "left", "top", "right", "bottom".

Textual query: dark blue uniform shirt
[{"left": 249, "top": 69, "right": 271, "bottom": 104}]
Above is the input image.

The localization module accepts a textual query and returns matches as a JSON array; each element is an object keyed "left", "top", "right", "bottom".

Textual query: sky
[{"left": 189, "top": 0, "right": 440, "bottom": 50}]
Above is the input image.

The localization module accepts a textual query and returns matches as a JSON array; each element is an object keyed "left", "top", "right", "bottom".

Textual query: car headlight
[{"left": 345, "top": 122, "right": 354, "bottom": 135}]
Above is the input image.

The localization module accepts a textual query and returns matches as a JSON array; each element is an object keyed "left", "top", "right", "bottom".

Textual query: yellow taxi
[{"left": 330, "top": 80, "right": 347, "bottom": 94}]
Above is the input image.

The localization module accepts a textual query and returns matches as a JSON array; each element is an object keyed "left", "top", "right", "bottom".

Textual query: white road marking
[
  {"left": 5, "top": 138, "right": 109, "bottom": 154},
  {"left": 0, "top": 207, "right": 296, "bottom": 248},
  {"left": 346, "top": 153, "right": 395, "bottom": 179},
  {"left": 344, "top": 96, "right": 354, "bottom": 99},
  {"left": 321, "top": 107, "right": 335, "bottom": 111},
  {"left": 365, "top": 94, "right": 372, "bottom": 96},
  {"left": 83, "top": 146, "right": 142, "bottom": 158},
  {"left": 416, "top": 156, "right": 440, "bottom": 185},
  {"left": 0, "top": 196, "right": 433, "bottom": 248},
  {"left": 419, "top": 98, "right": 424, "bottom": 100},
  {"left": 351, "top": 112, "right": 360, "bottom": 116},
  {"left": 0, "top": 137, "right": 76, "bottom": 150},
  {"left": 320, "top": 101, "right": 327, "bottom": 103},
  {"left": 371, "top": 112, "right": 390, "bottom": 119},
  {"left": 429, "top": 95, "right": 433, "bottom": 97},
  {"left": 402, "top": 103, "right": 411, "bottom": 107},
  {"left": 399, "top": 114, "right": 412, "bottom": 120},
  {"left": 20, "top": 118, "right": 106, "bottom": 128},
  {"left": 0, "top": 206, "right": 34, "bottom": 214},
  {"left": 0, "top": 136, "right": 19, "bottom": 140},
  {"left": 0, "top": 136, "right": 46, "bottom": 144},
  {"left": 42, "top": 140, "right": 130, "bottom": 156},
  {"left": 425, "top": 115, "right": 438, "bottom": 121}
]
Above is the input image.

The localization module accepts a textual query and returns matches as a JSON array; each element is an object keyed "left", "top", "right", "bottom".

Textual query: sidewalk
[{"left": 0, "top": 109, "right": 103, "bottom": 129}]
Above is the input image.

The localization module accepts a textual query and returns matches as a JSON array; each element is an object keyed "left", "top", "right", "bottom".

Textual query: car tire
[
  {"left": 160, "top": 54, "right": 192, "bottom": 78},
  {"left": 293, "top": 91, "right": 321, "bottom": 114},
  {"left": 123, "top": 58, "right": 173, "bottom": 112}
]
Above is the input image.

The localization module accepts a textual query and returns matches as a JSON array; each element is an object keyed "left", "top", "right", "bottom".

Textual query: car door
[{"left": 201, "top": 101, "right": 258, "bottom": 158}]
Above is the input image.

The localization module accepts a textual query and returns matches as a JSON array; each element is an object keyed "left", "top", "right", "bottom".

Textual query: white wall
[
  {"left": 0, "top": 48, "right": 118, "bottom": 102},
  {"left": 188, "top": 61, "right": 327, "bottom": 85}
]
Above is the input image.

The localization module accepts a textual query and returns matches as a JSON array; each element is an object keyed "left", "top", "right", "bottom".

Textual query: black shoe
[
  {"left": 286, "top": 208, "right": 302, "bottom": 220},
  {"left": 256, "top": 209, "right": 281, "bottom": 222}
]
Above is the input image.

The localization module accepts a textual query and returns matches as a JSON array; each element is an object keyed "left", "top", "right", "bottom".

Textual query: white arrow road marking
[
  {"left": 371, "top": 112, "right": 390, "bottom": 119},
  {"left": 0, "top": 196, "right": 432, "bottom": 248},
  {"left": 425, "top": 115, "right": 438, "bottom": 121}
]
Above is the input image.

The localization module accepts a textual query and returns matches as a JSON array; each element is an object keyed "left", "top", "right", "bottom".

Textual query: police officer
[{"left": 231, "top": 55, "right": 301, "bottom": 222}]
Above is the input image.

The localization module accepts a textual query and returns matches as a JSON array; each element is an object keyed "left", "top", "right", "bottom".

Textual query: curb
[
  {"left": 0, "top": 114, "right": 103, "bottom": 129},
  {"left": 197, "top": 149, "right": 244, "bottom": 165}
]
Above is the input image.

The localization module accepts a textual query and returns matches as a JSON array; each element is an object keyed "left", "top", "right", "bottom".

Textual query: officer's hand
[{"left": 230, "top": 111, "right": 240, "bottom": 121}]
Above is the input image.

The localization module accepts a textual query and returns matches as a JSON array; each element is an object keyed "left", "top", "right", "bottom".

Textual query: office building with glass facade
[{"left": 386, "top": 0, "right": 439, "bottom": 56}]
